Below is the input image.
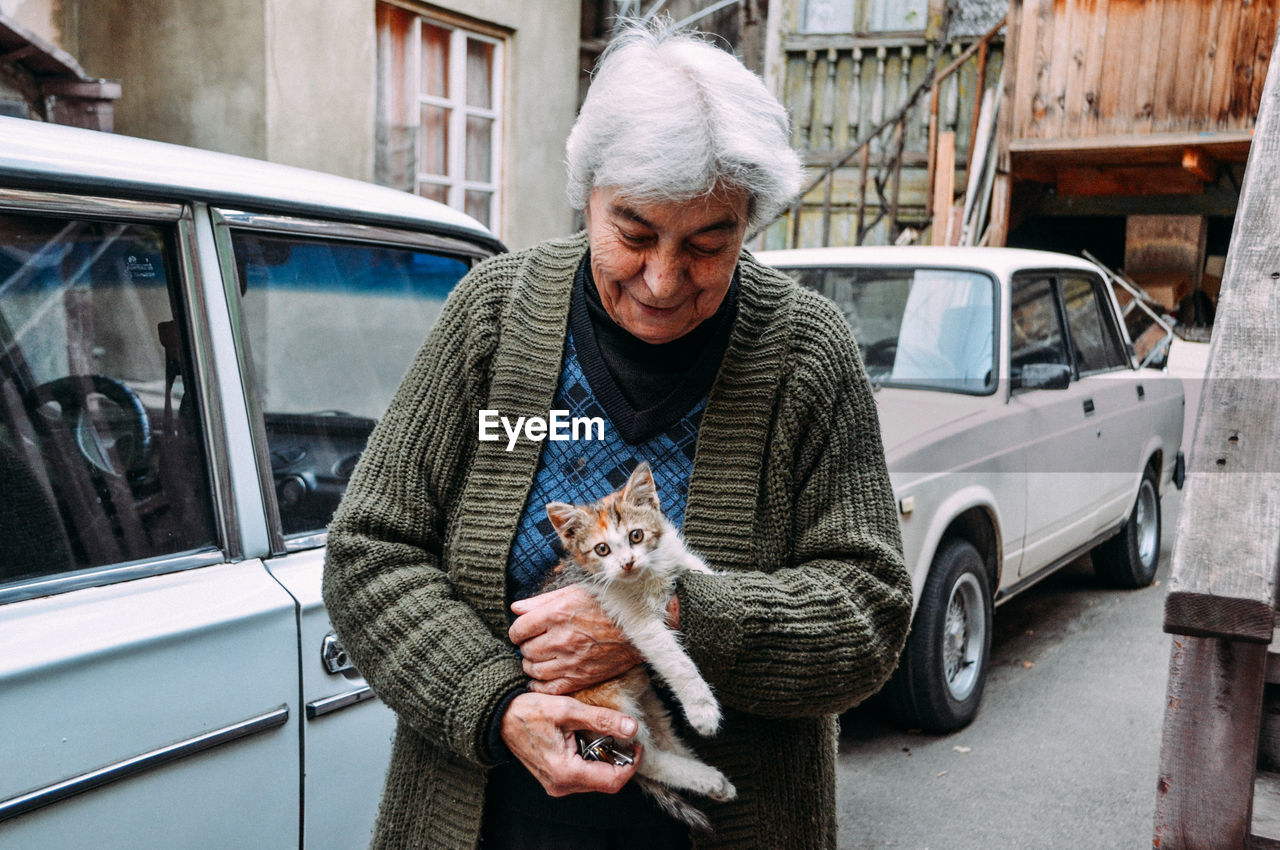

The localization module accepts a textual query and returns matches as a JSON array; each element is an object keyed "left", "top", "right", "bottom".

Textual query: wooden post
[{"left": 931, "top": 131, "right": 955, "bottom": 245}]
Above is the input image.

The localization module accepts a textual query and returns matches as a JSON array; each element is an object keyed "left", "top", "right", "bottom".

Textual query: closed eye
[
  {"left": 629, "top": 529, "right": 644, "bottom": 544},
  {"left": 594, "top": 542, "right": 611, "bottom": 557}
]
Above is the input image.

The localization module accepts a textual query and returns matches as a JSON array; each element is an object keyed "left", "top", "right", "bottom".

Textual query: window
[
  {"left": 801, "top": 0, "right": 928, "bottom": 33},
  {"left": 1010, "top": 275, "right": 1069, "bottom": 377},
  {"left": 377, "top": 3, "right": 504, "bottom": 232},
  {"left": 231, "top": 229, "right": 471, "bottom": 538},
  {"left": 1061, "top": 275, "right": 1128, "bottom": 374},
  {"left": 0, "top": 212, "right": 217, "bottom": 582}
]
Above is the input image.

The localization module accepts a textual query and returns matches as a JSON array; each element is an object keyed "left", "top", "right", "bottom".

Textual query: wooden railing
[
  {"left": 765, "top": 16, "right": 1005, "bottom": 249},
  {"left": 1152, "top": 20, "right": 1280, "bottom": 849}
]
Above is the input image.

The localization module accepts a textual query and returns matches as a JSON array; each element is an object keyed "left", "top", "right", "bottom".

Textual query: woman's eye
[
  {"left": 594, "top": 542, "right": 611, "bottom": 557},
  {"left": 629, "top": 529, "right": 644, "bottom": 544}
]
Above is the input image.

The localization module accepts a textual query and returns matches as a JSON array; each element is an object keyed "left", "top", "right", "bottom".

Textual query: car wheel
[
  {"left": 879, "top": 538, "right": 992, "bottom": 733},
  {"left": 1093, "top": 465, "right": 1161, "bottom": 589}
]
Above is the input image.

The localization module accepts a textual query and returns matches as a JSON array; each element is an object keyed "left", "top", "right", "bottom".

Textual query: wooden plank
[
  {"left": 1008, "top": 128, "right": 1255, "bottom": 161},
  {"left": 1096, "top": 0, "right": 1137, "bottom": 135},
  {"left": 1011, "top": 0, "right": 1043, "bottom": 139},
  {"left": 1056, "top": 164, "right": 1205, "bottom": 196},
  {"left": 1162, "top": 36, "right": 1280, "bottom": 642},
  {"left": 1129, "top": 0, "right": 1169, "bottom": 135},
  {"left": 1208, "top": 0, "right": 1245, "bottom": 129},
  {"left": 1059, "top": 0, "right": 1094, "bottom": 137},
  {"left": 1041, "top": 0, "right": 1076, "bottom": 139},
  {"left": 1251, "top": 3, "right": 1279, "bottom": 122},
  {"left": 1162, "top": 0, "right": 1204, "bottom": 133},
  {"left": 1190, "top": 0, "right": 1226, "bottom": 131},
  {"left": 931, "top": 131, "right": 955, "bottom": 244},
  {"left": 1031, "top": 0, "right": 1057, "bottom": 137},
  {"left": 1229, "top": 0, "right": 1264, "bottom": 126},
  {"left": 1080, "top": 0, "right": 1111, "bottom": 138},
  {"left": 1153, "top": 635, "right": 1268, "bottom": 849},
  {"left": 1182, "top": 145, "right": 1220, "bottom": 182}
]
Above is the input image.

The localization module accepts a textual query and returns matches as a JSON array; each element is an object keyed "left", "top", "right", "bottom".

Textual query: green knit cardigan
[{"left": 322, "top": 232, "right": 911, "bottom": 849}]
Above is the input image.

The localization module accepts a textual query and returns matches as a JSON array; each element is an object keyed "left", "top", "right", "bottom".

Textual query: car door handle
[
  {"left": 1083, "top": 398, "right": 1095, "bottom": 416},
  {"left": 1136, "top": 384, "right": 1145, "bottom": 400},
  {"left": 321, "top": 632, "right": 355, "bottom": 675}
]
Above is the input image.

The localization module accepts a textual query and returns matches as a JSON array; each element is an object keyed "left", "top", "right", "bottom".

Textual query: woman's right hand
[{"left": 500, "top": 692, "right": 641, "bottom": 796}]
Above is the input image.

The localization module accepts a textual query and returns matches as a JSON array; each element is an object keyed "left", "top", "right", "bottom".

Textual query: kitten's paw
[
  {"left": 706, "top": 773, "right": 737, "bottom": 802},
  {"left": 684, "top": 700, "right": 722, "bottom": 736}
]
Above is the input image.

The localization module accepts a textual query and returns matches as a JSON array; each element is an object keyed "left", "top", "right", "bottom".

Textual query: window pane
[
  {"left": 0, "top": 213, "right": 217, "bottom": 581},
  {"left": 1011, "top": 276, "right": 1069, "bottom": 373},
  {"left": 465, "top": 191, "right": 492, "bottom": 229},
  {"left": 421, "top": 23, "right": 449, "bottom": 98},
  {"left": 803, "top": 0, "right": 855, "bottom": 32},
  {"left": 417, "top": 182, "right": 449, "bottom": 204},
  {"left": 232, "top": 231, "right": 471, "bottom": 536},
  {"left": 466, "top": 38, "right": 494, "bottom": 108},
  {"left": 869, "top": 0, "right": 927, "bottom": 31},
  {"left": 465, "top": 115, "right": 493, "bottom": 182},
  {"left": 420, "top": 104, "right": 449, "bottom": 176},
  {"left": 1062, "top": 275, "right": 1127, "bottom": 373}
]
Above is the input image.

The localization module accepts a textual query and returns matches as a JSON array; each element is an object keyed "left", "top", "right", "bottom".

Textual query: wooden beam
[
  {"left": 1008, "top": 130, "right": 1255, "bottom": 165},
  {"left": 1181, "top": 145, "right": 1220, "bottom": 183},
  {"left": 1161, "top": 27, "right": 1280, "bottom": 643},
  {"left": 1154, "top": 636, "right": 1268, "bottom": 848},
  {"left": 931, "top": 132, "right": 955, "bottom": 245},
  {"left": 1056, "top": 165, "right": 1204, "bottom": 197}
]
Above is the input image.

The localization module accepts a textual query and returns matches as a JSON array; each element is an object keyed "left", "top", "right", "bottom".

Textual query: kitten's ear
[
  {"left": 622, "top": 461, "right": 660, "bottom": 510},
  {"left": 546, "top": 502, "right": 588, "bottom": 539}
]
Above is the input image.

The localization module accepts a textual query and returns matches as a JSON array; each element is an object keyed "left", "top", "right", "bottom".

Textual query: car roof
[
  {"left": 0, "top": 116, "right": 503, "bottom": 252},
  {"left": 754, "top": 245, "right": 1102, "bottom": 278}
]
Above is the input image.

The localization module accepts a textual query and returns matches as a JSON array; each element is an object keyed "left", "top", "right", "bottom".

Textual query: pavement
[{"left": 834, "top": 488, "right": 1184, "bottom": 849}]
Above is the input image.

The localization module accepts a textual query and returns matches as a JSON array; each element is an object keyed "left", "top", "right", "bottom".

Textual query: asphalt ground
[{"left": 835, "top": 488, "right": 1183, "bottom": 849}]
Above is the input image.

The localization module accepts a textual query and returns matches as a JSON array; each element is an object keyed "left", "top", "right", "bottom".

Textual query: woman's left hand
[{"left": 510, "top": 585, "right": 642, "bottom": 694}]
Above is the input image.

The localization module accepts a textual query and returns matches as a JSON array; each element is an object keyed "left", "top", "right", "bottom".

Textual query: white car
[
  {"left": 759, "top": 246, "right": 1185, "bottom": 732},
  {"left": 0, "top": 116, "right": 500, "bottom": 847}
]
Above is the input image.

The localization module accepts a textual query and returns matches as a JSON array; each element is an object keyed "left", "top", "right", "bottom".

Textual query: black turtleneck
[{"left": 571, "top": 255, "right": 738, "bottom": 444}]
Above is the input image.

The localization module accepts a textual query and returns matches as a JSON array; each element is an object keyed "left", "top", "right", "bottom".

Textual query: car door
[
  {"left": 1058, "top": 271, "right": 1145, "bottom": 534},
  {"left": 0, "top": 198, "right": 299, "bottom": 846},
  {"left": 212, "top": 210, "right": 492, "bottom": 849},
  {"left": 1007, "top": 272, "right": 1107, "bottom": 575}
]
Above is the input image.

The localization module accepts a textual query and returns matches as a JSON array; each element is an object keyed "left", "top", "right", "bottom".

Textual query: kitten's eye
[
  {"left": 629, "top": 529, "right": 644, "bottom": 544},
  {"left": 594, "top": 542, "right": 611, "bottom": 557}
]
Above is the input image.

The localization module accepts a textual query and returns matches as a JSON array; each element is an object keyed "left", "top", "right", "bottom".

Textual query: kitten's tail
[{"left": 637, "top": 776, "right": 712, "bottom": 833}]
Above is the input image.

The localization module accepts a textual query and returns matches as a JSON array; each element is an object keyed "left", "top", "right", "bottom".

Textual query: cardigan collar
[{"left": 455, "top": 232, "right": 794, "bottom": 628}]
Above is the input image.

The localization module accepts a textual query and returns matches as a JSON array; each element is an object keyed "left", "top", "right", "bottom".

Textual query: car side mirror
[{"left": 1013, "top": 362, "right": 1072, "bottom": 391}]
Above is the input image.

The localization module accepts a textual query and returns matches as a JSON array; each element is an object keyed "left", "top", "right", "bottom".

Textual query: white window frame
[{"left": 411, "top": 17, "right": 504, "bottom": 234}]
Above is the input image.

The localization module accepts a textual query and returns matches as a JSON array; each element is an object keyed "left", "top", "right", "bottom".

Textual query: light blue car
[{"left": 0, "top": 115, "right": 501, "bottom": 848}]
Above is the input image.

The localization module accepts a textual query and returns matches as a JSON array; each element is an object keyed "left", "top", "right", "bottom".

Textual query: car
[
  {"left": 757, "top": 246, "right": 1185, "bottom": 733},
  {"left": 0, "top": 115, "right": 502, "bottom": 847}
]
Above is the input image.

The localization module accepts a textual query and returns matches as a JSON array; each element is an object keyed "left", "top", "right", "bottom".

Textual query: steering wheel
[{"left": 23, "top": 375, "right": 152, "bottom": 479}]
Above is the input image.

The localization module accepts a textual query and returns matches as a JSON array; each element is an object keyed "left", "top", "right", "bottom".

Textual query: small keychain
[{"left": 576, "top": 732, "right": 635, "bottom": 767}]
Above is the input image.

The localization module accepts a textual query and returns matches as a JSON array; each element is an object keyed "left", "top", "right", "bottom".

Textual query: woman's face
[{"left": 585, "top": 185, "right": 749, "bottom": 345}]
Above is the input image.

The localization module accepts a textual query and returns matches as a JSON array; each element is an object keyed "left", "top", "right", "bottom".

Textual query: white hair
[{"left": 565, "top": 19, "right": 803, "bottom": 232}]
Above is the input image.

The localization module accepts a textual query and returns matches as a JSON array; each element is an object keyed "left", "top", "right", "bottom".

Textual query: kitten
[{"left": 543, "top": 461, "right": 736, "bottom": 831}]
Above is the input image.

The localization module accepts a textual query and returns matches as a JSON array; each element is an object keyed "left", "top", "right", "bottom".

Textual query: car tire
[
  {"left": 1093, "top": 465, "right": 1161, "bottom": 589},
  {"left": 879, "top": 538, "right": 992, "bottom": 733}
]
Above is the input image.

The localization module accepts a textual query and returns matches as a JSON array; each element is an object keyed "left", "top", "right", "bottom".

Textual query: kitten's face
[{"left": 546, "top": 462, "right": 666, "bottom": 583}]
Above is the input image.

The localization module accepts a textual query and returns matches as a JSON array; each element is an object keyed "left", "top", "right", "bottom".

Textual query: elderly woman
[{"left": 323, "top": 20, "right": 911, "bottom": 850}]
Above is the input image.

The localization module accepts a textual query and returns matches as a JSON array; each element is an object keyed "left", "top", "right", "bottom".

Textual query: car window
[
  {"left": 783, "top": 265, "right": 995, "bottom": 394},
  {"left": 231, "top": 230, "right": 470, "bottom": 538},
  {"left": 1061, "top": 274, "right": 1128, "bottom": 374},
  {"left": 1010, "top": 275, "right": 1069, "bottom": 383},
  {"left": 0, "top": 212, "right": 218, "bottom": 584}
]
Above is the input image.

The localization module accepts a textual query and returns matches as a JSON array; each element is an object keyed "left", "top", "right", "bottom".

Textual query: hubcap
[
  {"left": 943, "top": 572, "right": 985, "bottom": 701},
  {"left": 1135, "top": 478, "right": 1159, "bottom": 569}
]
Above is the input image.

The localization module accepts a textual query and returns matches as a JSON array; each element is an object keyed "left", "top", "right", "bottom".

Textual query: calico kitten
[{"left": 543, "top": 461, "right": 736, "bottom": 831}]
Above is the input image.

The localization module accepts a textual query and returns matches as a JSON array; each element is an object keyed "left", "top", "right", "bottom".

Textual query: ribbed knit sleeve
[
  {"left": 321, "top": 260, "right": 528, "bottom": 768},
  {"left": 677, "top": 273, "right": 912, "bottom": 719}
]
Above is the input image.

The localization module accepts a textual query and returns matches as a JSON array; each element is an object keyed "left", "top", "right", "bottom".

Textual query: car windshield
[{"left": 780, "top": 266, "right": 996, "bottom": 394}]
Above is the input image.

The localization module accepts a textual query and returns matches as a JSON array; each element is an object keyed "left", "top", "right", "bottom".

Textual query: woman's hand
[
  {"left": 509, "top": 585, "right": 642, "bottom": 694},
  {"left": 500, "top": 692, "right": 641, "bottom": 796}
]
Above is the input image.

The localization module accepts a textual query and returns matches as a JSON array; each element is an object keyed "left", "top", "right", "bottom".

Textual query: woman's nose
[{"left": 642, "top": 247, "right": 685, "bottom": 301}]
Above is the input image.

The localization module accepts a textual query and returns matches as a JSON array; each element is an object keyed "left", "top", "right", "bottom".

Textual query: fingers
[
  {"left": 500, "top": 693, "right": 641, "bottom": 796},
  {"left": 564, "top": 701, "right": 639, "bottom": 740},
  {"left": 508, "top": 585, "right": 581, "bottom": 644}
]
